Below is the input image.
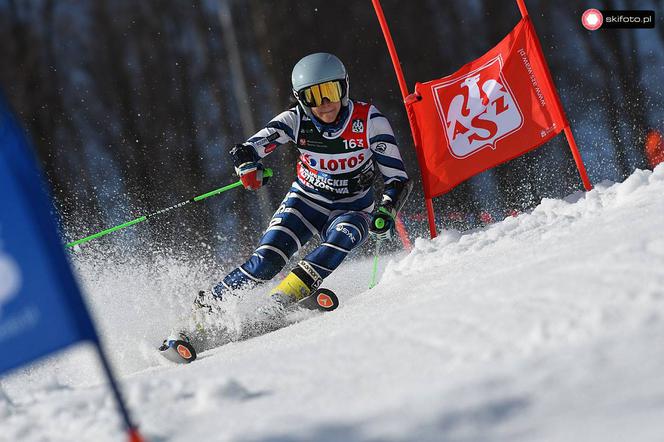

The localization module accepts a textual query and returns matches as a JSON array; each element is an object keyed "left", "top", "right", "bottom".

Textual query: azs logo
[
  {"left": 0, "top": 252, "right": 21, "bottom": 318},
  {"left": 301, "top": 153, "right": 365, "bottom": 172},
  {"left": 433, "top": 55, "right": 523, "bottom": 158}
]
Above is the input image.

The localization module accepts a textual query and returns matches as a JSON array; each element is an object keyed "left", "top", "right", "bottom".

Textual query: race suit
[{"left": 214, "top": 99, "right": 409, "bottom": 296}]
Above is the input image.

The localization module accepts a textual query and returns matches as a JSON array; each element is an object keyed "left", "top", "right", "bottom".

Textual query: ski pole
[
  {"left": 369, "top": 239, "right": 382, "bottom": 289},
  {"left": 65, "top": 168, "right": 273, "bottom": 248},
  {"left": 369, "top": 207, "right": 394, "bottom": 288}
]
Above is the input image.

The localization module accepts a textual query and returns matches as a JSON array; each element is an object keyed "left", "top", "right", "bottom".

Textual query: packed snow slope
[{"left": 2, "top": 165, "right": 664, "bottom": 442}]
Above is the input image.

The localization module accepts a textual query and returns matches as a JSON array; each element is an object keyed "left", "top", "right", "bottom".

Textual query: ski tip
[
  {"left": 313, "top": 288, "right": 339, "bottom": 312},
  {"left": 159, "top": 334, "right": 197, "bottom": 364},
  {"left": 295, "top": 287, "right": 339, "bottom": 312}
]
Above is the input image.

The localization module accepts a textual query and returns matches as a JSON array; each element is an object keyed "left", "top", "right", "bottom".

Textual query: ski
[
  {"left": 294, "top": 287, "right": 339, "bottom": 312},
  {"left": 158, "top": 332, "right": 197, "bottom": 364},
  {"left": 158, "top": 288, "right": 339, "bottom": 364}
]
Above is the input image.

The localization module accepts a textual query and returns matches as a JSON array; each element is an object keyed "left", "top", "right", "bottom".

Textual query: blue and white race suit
[{"left": 215, "top": 100, "right": 409, "bottom": 296}]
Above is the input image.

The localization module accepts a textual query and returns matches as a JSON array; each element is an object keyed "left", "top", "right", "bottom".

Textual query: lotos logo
[
  {"left": 302, "top": 153, "right": 365, "bottom": 172},
  {"left": 0, "top": 252, "right": 21, "bottom": 318},
  {"left": 433, "top": 55, "right": 523, "bottom": 158},
  {"left": 301, "top": 153, "right": 317, "bottom": 167}
]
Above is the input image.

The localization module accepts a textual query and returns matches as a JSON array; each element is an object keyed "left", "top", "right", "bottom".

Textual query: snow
[{"left": 2, "top": 164, "right": 664, "bottom": 441}]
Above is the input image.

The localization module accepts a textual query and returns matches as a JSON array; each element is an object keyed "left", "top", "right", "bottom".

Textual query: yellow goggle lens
[{"left": 302, "top": 81, "right": 343, "bottom": 107}]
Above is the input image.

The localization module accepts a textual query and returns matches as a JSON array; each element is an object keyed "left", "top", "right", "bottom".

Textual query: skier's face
[{"left": 311, "top": 98, "right": 341, "bottom": 124}]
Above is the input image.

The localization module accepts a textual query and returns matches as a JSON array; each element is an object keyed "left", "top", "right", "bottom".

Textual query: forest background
[{"left": 1, "top": 0, "right": 662, "bottom": 264}]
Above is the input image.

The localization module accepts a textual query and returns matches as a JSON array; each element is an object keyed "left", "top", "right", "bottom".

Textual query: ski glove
[
  {"left": 236, "top": 162, "right": 268, "bottom": 190},
  {"left": 369, "top": 204, "right": 397, "bottom": 241}
]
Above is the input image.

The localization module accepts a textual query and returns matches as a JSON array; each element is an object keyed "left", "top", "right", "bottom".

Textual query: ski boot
[
  {"left": 269, "top": 261, "right": 338, "bottom": 312},
  {"left": 192, "top": 290, "right": 222, "bottom": 314},
  {"left": 270, "top": 261, "right": 322, "bottom": 305}
]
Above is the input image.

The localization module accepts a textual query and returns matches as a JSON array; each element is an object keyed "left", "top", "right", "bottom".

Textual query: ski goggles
[{"left": 297, "top": 80, "right": 345, "bottom": 107}]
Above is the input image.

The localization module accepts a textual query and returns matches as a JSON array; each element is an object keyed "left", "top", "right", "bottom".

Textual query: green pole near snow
[
  {"left": 369, "top": 240, "right": 382, "bottom": 289},
  {"left": 66, "top": 169, "right": 273, "bottom": 249}
]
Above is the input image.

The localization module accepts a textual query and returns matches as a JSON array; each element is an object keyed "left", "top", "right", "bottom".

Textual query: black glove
[
  {"left": 230, "top": 144, "right": 270, "bottom": 189},
  {"left": 369, "top": 204, "right": 396, "bottom": 241},
  {"left": 230, "top": 143, "right": 257, "bottom": 168}
]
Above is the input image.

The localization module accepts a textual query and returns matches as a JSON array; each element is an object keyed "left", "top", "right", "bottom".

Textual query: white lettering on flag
[{"left": 433, "top": 55, "right": 524, "bottom": 158}]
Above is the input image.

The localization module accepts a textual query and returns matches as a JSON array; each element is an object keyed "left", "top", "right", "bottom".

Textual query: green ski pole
[
  {"left": 369, "top": 207, "right": 394, "bottom": 288},
  {"left": 369, "top": 209, "right": 387, "bottom": 288},
  {"left": 369, "top": 239, "right": 382, "bottom": 289},
  {"left": 66, "top": 168, "right": 273, "bottom": 249}
]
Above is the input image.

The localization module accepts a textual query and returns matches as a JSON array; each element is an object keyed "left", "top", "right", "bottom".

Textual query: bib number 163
[{"left": 343, "top": 139, "right": 364, "bottom": 149}]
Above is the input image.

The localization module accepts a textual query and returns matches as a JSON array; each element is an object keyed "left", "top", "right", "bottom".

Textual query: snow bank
[{"left": 1, "top": 165, "right": 663, "bottom": 442}]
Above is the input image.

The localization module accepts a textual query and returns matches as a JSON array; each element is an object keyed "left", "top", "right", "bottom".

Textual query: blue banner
[{"left": 0, "top": 91, "right": 98, "bottom": 375}]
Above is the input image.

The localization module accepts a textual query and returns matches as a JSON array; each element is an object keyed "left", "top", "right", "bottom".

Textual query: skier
[{"left": 199, "top": 52, "right": 411, "bottom": 309}]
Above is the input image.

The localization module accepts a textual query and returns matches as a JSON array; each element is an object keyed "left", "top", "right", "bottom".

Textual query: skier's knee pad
[{"left": 323, "top": 213, "right": 369, "bottom": 250}]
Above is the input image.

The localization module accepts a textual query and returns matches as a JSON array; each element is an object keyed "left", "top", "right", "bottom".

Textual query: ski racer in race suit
[{"left": 205, "top": 52, "right": 412, "bottom": 306}]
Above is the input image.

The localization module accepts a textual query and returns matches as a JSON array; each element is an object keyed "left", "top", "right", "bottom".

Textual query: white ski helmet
[{"left": 291, "top": 53, "right": 350, "bottom": 114}]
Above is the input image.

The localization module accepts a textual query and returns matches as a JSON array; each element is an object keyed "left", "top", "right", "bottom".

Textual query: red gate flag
[{"left": 407, "top": 16, "right": 568, "bottom": 199}]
